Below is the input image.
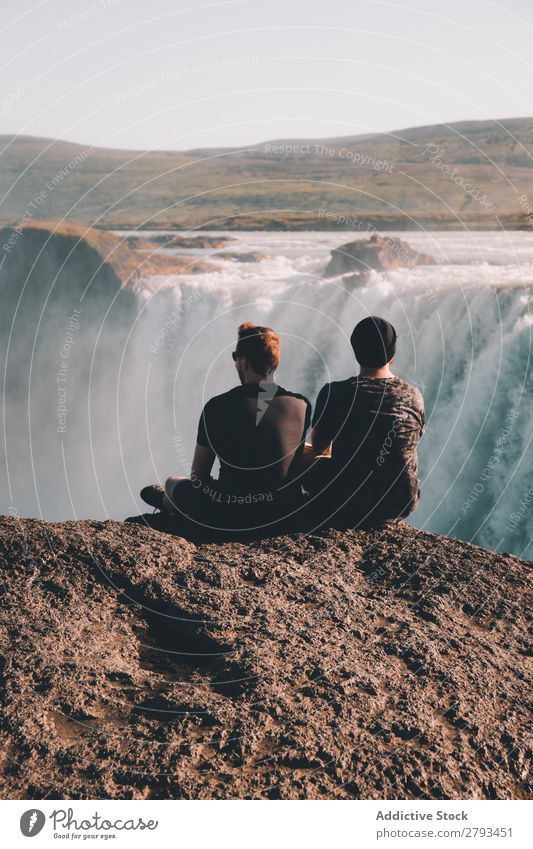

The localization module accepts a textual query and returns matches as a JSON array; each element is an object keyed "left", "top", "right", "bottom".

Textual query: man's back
[
  {"left": 198, "top": 382, "right": 311, "bottom": 495},
  {"left": 313, "top": 376, "right": 424, "bottom": 519}
]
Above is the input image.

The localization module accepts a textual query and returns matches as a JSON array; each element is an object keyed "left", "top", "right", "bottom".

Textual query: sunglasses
[{"left": 232, "top": 350, "right": 239, "bottom": 361}]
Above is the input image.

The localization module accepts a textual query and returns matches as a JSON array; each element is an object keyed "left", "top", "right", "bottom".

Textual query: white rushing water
[{"left": 5, "top": 230, "right": 533, "bottom": 559}]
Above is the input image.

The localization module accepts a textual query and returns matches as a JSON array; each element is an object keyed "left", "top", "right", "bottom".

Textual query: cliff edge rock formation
[
  {"left": 0, "top": 516, "right": 530, "bottom": 800},
  {"left": 0, "top": 222, "right": 214, "bottom": 292},
  {"left": 323, "top": 235, "right": 438, "bottom": 278},
  {"left": 0, "top": 222, "right": 216, "bottom": 521}
]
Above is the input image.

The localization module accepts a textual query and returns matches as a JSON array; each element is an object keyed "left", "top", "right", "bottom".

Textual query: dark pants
[{"left": 299, "top": 458, "right": 419, "bottom": 529}]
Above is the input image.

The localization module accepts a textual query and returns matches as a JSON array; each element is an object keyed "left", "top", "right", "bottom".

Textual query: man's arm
[
  {"left": 191, "top": 442, "right": 215, "bottom": 483},
  {"left": 193, "top": 398, "right": 216, "bottom": 483},
  {"left": 310, "top": 383, "right": 334, "bottom": 456},
  {"left": 309, "top": 425, "right": 332, "bottom": 456}
]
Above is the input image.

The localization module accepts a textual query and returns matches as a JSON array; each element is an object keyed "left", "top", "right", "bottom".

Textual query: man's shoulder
[
  {"left": 317, "top": 376, "right": 423, "bottom": 404},
  {"left": 204, "top": 384, "right": 311, "bottom": 408},
  {"left": 202, "top": 385, "right": 244, "bottom": 412},
  {"left": 390, "top": 377, "right": 425, "bottom": 408},
  {"left": 275, "top": 385, "right": 311, "bottom": 407},
  {"left": 318, "top": 377, "right": 357, "bottom": 399},
  {"left": 312, "top": 380, "right": 355, "bottom": 425}
]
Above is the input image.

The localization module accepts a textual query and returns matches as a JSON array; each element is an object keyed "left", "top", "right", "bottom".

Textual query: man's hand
[{"left": 310, "top": 427, "right": 332, "bottom": 458}]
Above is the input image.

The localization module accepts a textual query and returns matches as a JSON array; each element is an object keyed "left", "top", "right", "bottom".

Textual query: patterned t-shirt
[{"left": 312, "top": 376, "right": 425, "bottom": 518}]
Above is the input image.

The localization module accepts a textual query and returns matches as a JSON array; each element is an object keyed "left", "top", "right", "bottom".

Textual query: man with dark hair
[
  {"left": 140, "top": 322, "right": 311, "bottom": 535},
  {"left": 308, "top": 316, "right": 424, "bottom": 526}
]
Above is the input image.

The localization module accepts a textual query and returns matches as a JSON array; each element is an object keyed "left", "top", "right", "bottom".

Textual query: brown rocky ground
[{"left": 0, "top": 516, "right": 530, "bottom": 800}]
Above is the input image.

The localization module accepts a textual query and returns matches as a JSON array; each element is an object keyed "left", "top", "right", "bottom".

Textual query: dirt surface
[{"left": 0, "top": 515, "right": 531, "bottom": 800}]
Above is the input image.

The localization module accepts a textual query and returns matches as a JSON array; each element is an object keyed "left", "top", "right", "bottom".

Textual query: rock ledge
[{"left": 0, "top": 516, "right": 530, "bottom": 800}]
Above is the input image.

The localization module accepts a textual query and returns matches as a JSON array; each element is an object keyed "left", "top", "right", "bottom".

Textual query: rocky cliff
[
  {"left": 0, "top": 222, "right": 214, "bottom": 291},
  {"left": 0, "top": 516, "right": 530, "bottom": 800},
  {"left": 0, "top": 223, "right": 218, "bottom": 521}
]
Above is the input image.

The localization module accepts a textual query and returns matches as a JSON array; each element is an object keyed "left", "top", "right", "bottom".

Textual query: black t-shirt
[
  {"left": 312, "top": 376, "right": 425, "bottom": 516},
  {"left": 197, "top": 382, "right": 311, "bottom": 496}
]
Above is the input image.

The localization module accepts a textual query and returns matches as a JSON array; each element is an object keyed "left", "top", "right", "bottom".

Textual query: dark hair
[
  {"left": 236, "top": 322, "right": 281, "bottom": 375},
  {"left": 350, "top": 316, "right": 397, "bottom": 367}
]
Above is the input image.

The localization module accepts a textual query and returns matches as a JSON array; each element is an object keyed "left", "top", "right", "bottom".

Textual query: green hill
[{"left": 1, "top": 118, "right": 532, "bottom": 230}]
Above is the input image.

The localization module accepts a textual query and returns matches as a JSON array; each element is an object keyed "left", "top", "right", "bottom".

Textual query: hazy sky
[{"left": 1, "top": 0, "right": 533, "bottom": 150}]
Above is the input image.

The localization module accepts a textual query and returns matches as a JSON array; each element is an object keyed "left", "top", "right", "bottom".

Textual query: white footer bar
[{"left": 2, "top": 799, "right": 530, "bottom": 849}]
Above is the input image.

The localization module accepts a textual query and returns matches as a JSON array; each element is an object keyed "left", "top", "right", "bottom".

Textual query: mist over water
[{"left": 2, "top": 230, "right": 532, "bottom": 559}]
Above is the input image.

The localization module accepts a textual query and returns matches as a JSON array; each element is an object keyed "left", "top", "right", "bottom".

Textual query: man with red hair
[{"left": 140, "top": 323, "right": 311, "bottom": 536}]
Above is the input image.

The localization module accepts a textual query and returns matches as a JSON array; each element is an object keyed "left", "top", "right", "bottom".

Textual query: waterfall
[{"left": 2, "top": 229, "right": 531, "bottom": 558}]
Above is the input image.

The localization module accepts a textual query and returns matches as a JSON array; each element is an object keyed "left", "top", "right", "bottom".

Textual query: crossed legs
[{"left": 163, "top": 475, "right": 188, "bottom": 514}]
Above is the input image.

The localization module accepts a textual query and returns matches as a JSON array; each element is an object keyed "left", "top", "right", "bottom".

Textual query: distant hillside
[{"left": 1, "top": 118, "right": 533, "bottom": 230}]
